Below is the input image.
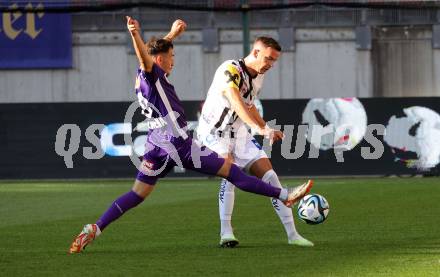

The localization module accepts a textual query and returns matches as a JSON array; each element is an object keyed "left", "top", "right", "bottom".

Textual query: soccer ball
[{"left": 297, "top": 194, "right": 330, "bottom": 225}]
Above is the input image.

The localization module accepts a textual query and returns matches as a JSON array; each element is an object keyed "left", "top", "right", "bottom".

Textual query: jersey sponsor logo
[
  {"left": 137, "top": 118, "right": 167, "bottom": 130},
  {"left": 224, "top": 70, "right": 239, "bottom": 87},
  {"left": 224, "top": 64, "right": 240, "bottom": 89}
]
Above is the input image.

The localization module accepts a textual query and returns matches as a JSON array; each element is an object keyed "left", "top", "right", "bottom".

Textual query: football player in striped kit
[{"left": 197, "top": 37, "right": 314, "bottom": 248}]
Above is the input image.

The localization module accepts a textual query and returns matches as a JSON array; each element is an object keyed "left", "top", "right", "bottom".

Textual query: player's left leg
[
  {"left": 69, "top": 179, "right": 159, "bottom": 254},
  {"left": 218, "top": 155, "right": 239, "bottom": 248},
  {"left": 180, "top": 138, "right": 312, "bottom": 216},
  {"left": 69, "top": 180, "right": 155, "bottom": 254},
  {"left": 196, "top": 133, "right": 237, "bottom": 244},
  {"left": 94, "top": 179, "right": 155, "bottom": 233},
  {"left": 249, "top": 158, "right": 314, "bottom": 247},
  {"left": 182, "top": 139, "right": 284, "bottom": 198},
  {"left": 197, "top": 135, "right": 240, "bottom": 247}
]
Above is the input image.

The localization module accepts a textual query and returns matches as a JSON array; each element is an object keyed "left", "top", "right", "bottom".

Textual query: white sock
[
  {"left": 219, "top": 179, "right": 235, "bottom": 236},
  {"left": 279, "top": 188, "right": 288, "bottom": 201},
  {"left": 95, "top": 224, "right": 102, "bottom": 237},
  {"left": 262, "top": 169, "right": 299, "bottom": 241}
]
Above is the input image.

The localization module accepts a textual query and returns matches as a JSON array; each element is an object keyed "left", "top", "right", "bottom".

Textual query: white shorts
[{"left": 197, "top": 130, "right": 267, "bottom": 171}]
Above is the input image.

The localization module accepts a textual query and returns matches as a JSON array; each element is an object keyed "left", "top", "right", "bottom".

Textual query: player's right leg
[
  {"left": 183, "top": 138, "right": 312, "bottom": 206},
  {"left": 212, "top": 151, "right": 312, "bottom": 206},
  {"left": 249, "top": 158, "right": 314, "bottom": 247}
]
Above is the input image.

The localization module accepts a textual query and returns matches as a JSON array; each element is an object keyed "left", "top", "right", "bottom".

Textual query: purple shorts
[{"left": 136, "top": 136, "right": 225, "bottom": 185}]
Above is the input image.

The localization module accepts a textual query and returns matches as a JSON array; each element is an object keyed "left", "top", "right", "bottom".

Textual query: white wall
[
  {"left": 373, "top": 27, "right": 439, "bottom": 97},
  {"left": 0, "top": 27, "right": 437, "bottom": 103}
]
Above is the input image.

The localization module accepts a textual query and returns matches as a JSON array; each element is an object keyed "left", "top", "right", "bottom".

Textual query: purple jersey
[
  {"left": 135, "top": 64, "right": 188, "bottom": 139},
  {"left": 134, "top": 64, "right": 223, "bottom": 183},
  {"left": 133, "top": 66, "right": 281, "bottom": 201}
]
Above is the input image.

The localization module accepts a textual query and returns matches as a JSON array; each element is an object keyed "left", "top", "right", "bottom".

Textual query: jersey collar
[{"left": 238, "top": 58, "right": 257, "bottom": 79}]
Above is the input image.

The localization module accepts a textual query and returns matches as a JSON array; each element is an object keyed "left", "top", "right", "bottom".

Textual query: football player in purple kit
[{"left": 68, "top": 16, "right": 313, "bottom": 253}]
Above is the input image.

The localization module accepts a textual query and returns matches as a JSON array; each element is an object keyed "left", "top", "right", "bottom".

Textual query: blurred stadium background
[
  {"left": 1, "top": 0, "right": 440, "bottom": 178},
  {"left": 1, "top": 1, "right": 440, "bottom": 276}
]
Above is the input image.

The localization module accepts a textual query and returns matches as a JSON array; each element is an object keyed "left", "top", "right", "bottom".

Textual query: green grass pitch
[{"left": 0, "top": 177, "right": 439, "bottom": 276}]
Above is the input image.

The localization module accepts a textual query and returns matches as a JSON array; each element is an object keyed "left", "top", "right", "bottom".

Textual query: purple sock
[
  {"left": 96, "top": 190, "right": 144, "bottom": 231},
  {"left": 226, "top": 164, "right": 281, "bottom": 198}
]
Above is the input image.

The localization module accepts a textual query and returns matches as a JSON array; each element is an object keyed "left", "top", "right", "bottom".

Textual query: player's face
[
  {"left": 256, "top": 47, "right": 280, "bottom": 74},
  {"left": 157, "top": 48, "right": 175, "bottom": 75}
]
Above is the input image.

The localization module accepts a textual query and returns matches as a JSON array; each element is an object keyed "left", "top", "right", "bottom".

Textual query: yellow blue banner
[{"left": 0, "top": 1, "right": 72, "bottom": 68}]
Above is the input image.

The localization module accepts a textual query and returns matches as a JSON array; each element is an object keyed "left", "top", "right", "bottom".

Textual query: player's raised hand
[
  {"left": 126, "top": 16, "right": 140, "bottom": 34},
  {"left": 171, "top": 19, "right": 187, "bottom": 35},
  {"left": 166, "top": 19, "right": 187, "bottom": 40}
]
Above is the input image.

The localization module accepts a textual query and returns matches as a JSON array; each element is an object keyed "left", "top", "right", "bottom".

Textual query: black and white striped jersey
[{"left": 198, "top": 59, "right": 264, "bottom": 136}]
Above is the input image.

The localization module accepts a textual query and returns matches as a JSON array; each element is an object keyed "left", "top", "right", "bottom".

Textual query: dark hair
[
  {"left": 146, "top": 37, "right": 174, "bottom": 56},
  {"left": 255, "top": 36, "right": 282, "bottom": 51}
]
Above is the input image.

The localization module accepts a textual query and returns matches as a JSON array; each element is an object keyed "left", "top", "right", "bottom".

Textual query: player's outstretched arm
[
  {"left": 249, "top": 103, "right": 284, "bottom": 144},
  {"left": 126, "top": 16, "right": 154, "bottom": 72},
  {"left": 224, "top": 88, "right": 264, "bottom": 131},
  {"left": 224, "top": 88, "right": 283, "bottom": 143},
  {"left": 249, "top": 104, "right": 266, "bottom": 127},
  {"left": 163, "top": 19, "right": 187, "bottom": 41}
]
